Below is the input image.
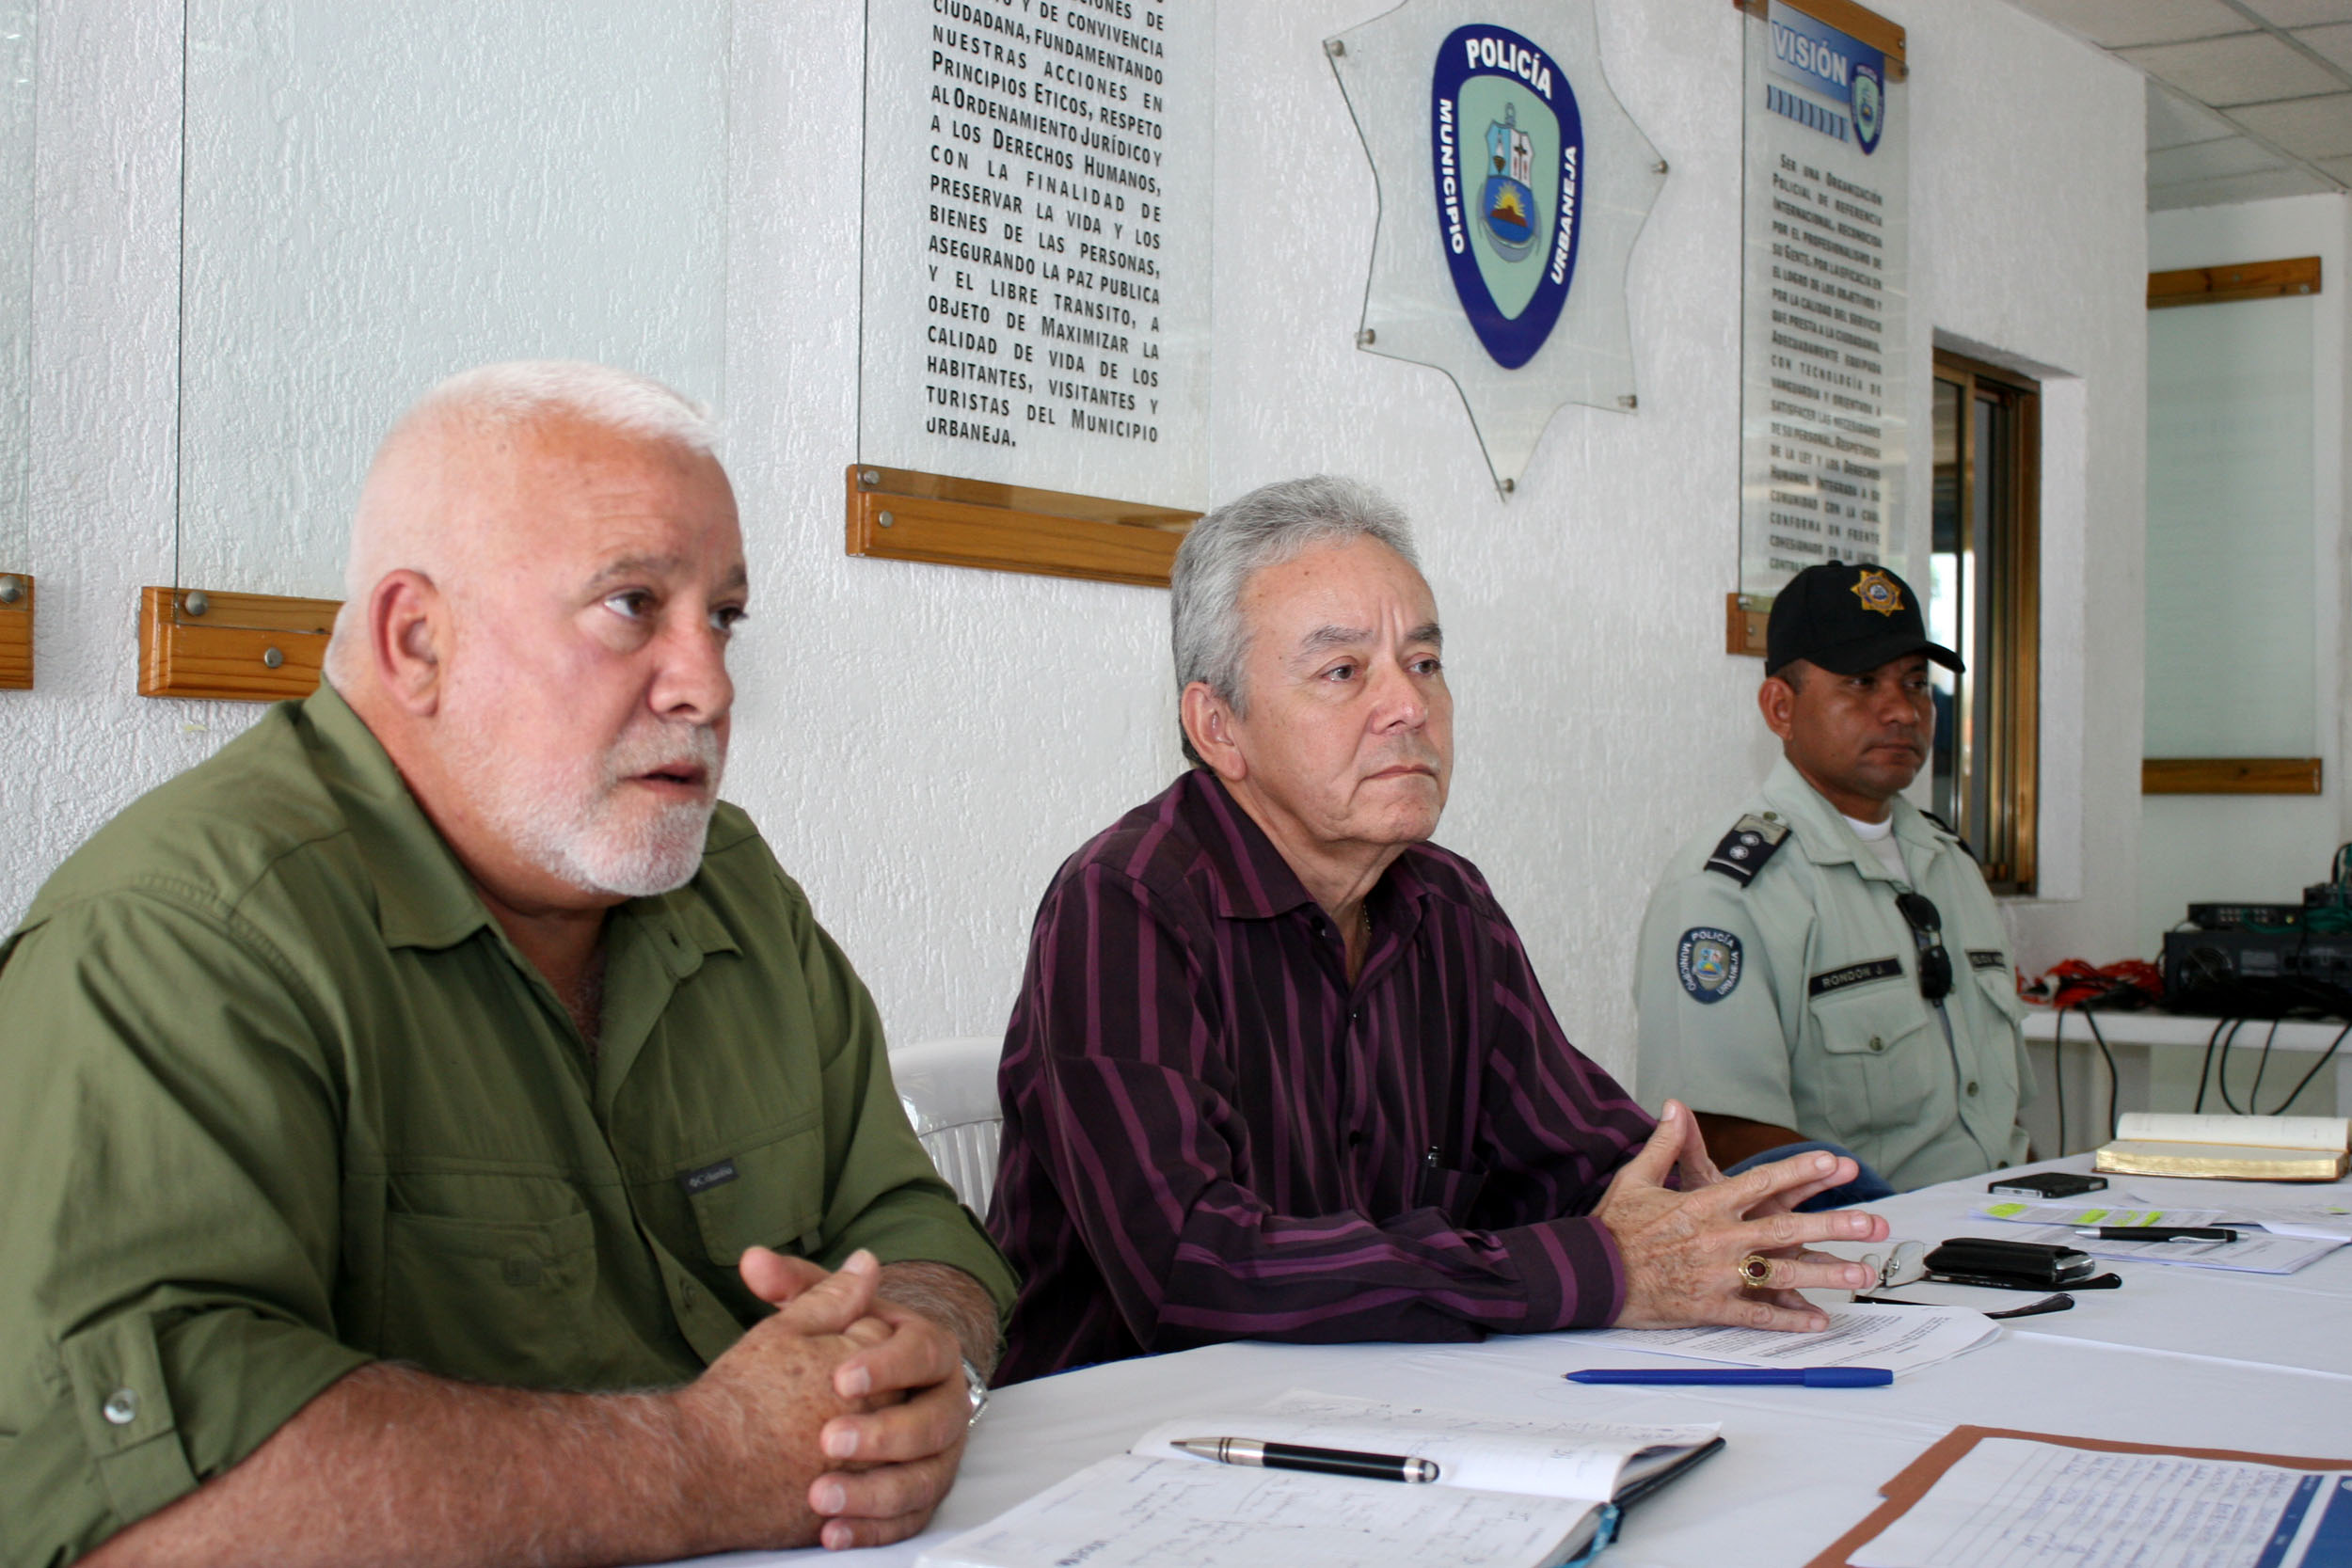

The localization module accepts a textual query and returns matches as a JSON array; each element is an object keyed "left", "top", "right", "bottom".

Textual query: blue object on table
[
  {"left": 1565, "top": 1367, "right": 1893, "bottom": 1387},
  {"left": 1722, "top": 1139, "right": 1895, "bottom": 1211}
]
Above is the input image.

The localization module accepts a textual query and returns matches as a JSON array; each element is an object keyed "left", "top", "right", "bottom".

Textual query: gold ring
[{"left": 1738, "top": 1253, "right": 1774, "bottom": 1288}]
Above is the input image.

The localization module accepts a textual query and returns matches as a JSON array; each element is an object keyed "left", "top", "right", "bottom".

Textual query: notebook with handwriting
[{"left": 916, "top": 1391, "right": 1724, "bottom": 1568}]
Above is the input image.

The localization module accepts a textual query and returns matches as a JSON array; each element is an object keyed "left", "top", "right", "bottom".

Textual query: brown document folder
[{"left": 1804, "top": 1425, "right": 2352, "bottom": 1568}]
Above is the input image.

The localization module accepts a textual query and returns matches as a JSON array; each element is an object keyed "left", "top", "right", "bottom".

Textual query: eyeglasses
[
  {"left": 1895, "top": 891, "right": 1953, "bottom": 1004},
  {"left": 1860, "top": 1240, "right": 1928, "bottom": 1291}
]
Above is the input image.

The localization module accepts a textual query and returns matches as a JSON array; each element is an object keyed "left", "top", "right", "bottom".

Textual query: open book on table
[
  {"left": 2094, "top": 1112, "right": 2351, "bottom": 1180},
  {"left": 915, "top": 1390, "right": 1724, "bottom": 1568}
]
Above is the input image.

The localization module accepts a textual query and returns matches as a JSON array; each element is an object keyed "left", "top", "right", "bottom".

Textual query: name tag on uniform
[
  {"left": 1808, "top": 958, "right": 1903, "bottom": 997},
  {"left": 1967, "top": 949, "right": 2007, "bottom": 971}
]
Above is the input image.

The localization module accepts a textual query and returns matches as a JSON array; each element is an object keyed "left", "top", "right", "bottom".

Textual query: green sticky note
[{"left": 1986, "top": 1202, "right": 2026, "bottom": 1217}]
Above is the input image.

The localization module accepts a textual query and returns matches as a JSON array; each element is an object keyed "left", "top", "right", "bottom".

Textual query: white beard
[{"left": 449, "top": 709, "right": 725, "bottom": 898}]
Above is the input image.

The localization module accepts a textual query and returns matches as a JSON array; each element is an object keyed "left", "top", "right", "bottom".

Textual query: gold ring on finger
[{"left": 1738, "top": 1252, "right": 1774, "bottom": 1288}]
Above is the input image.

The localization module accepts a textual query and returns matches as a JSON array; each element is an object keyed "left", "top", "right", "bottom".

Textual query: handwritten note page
[
  {"left": 914, "top": 1453, "right": 1598, "bottom": 1568},
  {"left": 1851, "top": 1438, "right": 2352, "bottom": 1568},
  {"left": 1576, "top": 1303, "right": 1996, "bottom": 1374}
]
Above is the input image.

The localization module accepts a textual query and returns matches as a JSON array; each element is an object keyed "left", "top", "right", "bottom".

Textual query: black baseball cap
[{"left": 1765, "top": 562, "right": 1963, "bottom": 677}]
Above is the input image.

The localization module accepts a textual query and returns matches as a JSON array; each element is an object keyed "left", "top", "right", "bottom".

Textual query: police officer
[{"left": 1634, "top": 561, "right": 2032, "bottom": 1194}]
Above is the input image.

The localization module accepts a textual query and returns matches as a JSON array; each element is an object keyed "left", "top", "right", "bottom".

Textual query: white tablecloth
[{"left": 670, "top": 1156, "right": 2352, "bottom": 1567}]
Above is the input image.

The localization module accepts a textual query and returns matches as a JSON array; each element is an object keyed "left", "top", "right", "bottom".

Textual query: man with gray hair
[
  {"left": 985, "top": 476, "right": 1888, "bottom": 1384},
  {"left": 0, "top": 361, "right": 1014, "bottom": 1563}
]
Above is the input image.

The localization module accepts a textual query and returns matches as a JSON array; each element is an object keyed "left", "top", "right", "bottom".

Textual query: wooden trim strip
[
  {"left": 2141, "top": 757, "right": 2323, "bottom": 795},
  {"left": 1771, "top": 0, "right": 1906, "bottom": 74},
  {"left": 0, "top": 573, "right": 31, "bottom": 690},
  {"left": 846, "top": 466, "right": 1193, "bottom": 589},
  {"left": 138, "top": 586, "right": 339, "bottom": 703},
  {"left": 1725, "top": 592, "right": 1771, "bottom": 657},
  {"left": 2149, "top": 256, "right": 2321, "bottom": 309}
]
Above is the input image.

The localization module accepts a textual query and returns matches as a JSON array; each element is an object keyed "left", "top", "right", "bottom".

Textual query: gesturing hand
[{"left": 1595, "top": 1101, "right": 1889, "bottom": 1331}]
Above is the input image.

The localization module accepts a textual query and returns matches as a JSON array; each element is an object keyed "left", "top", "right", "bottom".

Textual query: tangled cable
[{"left": 2026, "top": 959, "right": 2163, "bottom": 1150}]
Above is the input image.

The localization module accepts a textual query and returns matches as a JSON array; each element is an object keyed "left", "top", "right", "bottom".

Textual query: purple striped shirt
[{"left": 985, "top": 769, "right": 1655, "bottom": 1384}]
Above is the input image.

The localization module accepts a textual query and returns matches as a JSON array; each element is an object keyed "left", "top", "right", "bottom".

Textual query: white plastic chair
[{"left": 891, "top": 1035, "right": 1006, "bottom": 1212}]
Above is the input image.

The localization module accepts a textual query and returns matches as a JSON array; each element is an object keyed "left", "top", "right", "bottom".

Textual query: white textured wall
[
  {"left": 3, "top": 0, "right": 2148, "bottom": 1092},
  {"left": 2139, "top": 194, "right": 2349, "bottom": 950}
]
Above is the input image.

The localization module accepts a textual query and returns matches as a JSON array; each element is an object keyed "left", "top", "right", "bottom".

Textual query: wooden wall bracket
[
  {"left": 2148, "top": 256, "right": 2320, "bottom": 309},
  {"left": 2142, "top": 757, "right": 2323, "bottom": 795},
  {"left": 0, "top": 573, "right": 31, "bottom": 690},
  {"left": 845, "top": 465, "right": 1195, "bottom": 589},
  {"left": 138, "top": 586, "right": 340, "bottom": 703},
  {"left": 1725, "top": 592, "right": 1771, "bottom": 657}
]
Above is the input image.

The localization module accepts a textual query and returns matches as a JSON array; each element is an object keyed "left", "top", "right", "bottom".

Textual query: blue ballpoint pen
[{"left": 1566, "top": 1367, "right": 1892, "bottom": 1387}]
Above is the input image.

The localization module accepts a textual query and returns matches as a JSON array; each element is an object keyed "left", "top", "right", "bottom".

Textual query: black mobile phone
[
  {"left": 1986, "top": 1172, "right": 2108, "bottom": 1199},
  {"left": 1924, "top": 1238, "right": 2098, "bottom": 1289}
]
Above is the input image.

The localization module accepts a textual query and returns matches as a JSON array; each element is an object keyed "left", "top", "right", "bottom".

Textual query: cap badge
[{"left": 1851, "top": 568, "right": 1904, "bottom": 617}]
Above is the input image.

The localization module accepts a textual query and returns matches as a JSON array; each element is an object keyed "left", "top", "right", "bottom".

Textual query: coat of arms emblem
[{"left": 1481, "top": 105, "right": 1538, "bottom": 261}]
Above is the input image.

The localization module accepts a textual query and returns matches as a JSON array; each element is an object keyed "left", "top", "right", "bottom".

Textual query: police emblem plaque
[
  {"left": 1327, "top": 0, "right": 1665, "bottom": 497},
  {"left": 1430, "top": 31, "right": 1581, "bottom": 370}
]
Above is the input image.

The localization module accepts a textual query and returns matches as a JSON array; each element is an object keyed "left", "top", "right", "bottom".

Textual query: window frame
[{"left": 1931, "top": 347, "right": 2041, "bottom": 895}]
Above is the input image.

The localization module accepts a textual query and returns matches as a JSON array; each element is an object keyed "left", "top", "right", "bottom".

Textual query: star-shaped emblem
[
  {"left": 1327, "top": 0, "right": 1666, "bottom": 497},
  {"left": 1851, "top": 567, "right": 1904, "bottom": 616}
]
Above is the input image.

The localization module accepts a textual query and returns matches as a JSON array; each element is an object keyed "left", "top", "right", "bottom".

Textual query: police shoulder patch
[
  {"left": 1703, "top": 814, "right": 1789, "bottom": 887},
  {"left": 1677, "top": 927, "right": 1743, "bottom": 1003}
]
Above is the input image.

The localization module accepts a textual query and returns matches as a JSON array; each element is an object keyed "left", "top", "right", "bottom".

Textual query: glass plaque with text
[
  {"left": 176, "top": 0, "right": 731, "bottom": 620},
  {"left": 1738, "top": 0, "right": 1910, "bottom": 600},
  {"left": 0, "top": 0, "right": 31, "bottom": 576},
  {"left": 859, "top": 0, "right": 1212, "bottom": 511}
]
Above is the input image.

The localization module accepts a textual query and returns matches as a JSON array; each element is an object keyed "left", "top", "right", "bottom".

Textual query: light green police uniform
[
  {"left": 1633, "top": 757, "right": 2033, "bottom": 1192},
  {"left": 0, "top": 684, "right": 1016, "bottom": 1565}
]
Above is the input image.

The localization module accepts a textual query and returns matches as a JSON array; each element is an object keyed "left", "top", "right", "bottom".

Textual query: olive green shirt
[
  {"left": 0, "top": 685, "right": 1015, "bottom": 1565},
  {"left": 1633, "top": 758, "right": 2034, "bottom": 1191}
]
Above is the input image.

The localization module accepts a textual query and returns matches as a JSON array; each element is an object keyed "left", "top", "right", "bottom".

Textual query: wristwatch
[{"left": 960, "top": 1356, "right": 990, "bottom": 1426}]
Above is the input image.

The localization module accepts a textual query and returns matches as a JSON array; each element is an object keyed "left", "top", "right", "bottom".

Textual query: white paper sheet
[
  {"left": 913, "top": 1452, "right": 1599, "bottom": 1568},
  {"left": 2119, "top": 1178, "right": 2352, "bottom": 1213},
  {"left": 1995, "top": 1221, "right": 2345, "bottom": 1275},
  {"left": 1570, "top": 1303, "right": 1997, "bottom": 1375},
  {"left": 1851, "top": 1436, "right": 2352, "bottom": 1568},
  {"left": 1974, "top": 1199, "right": 2352, "bottom": 1243},
  {"left": 1974, "top": 1199, "right": 2225, "bottom": 1228}
]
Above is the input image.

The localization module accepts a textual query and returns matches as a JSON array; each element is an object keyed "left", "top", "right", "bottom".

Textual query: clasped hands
[
  {"left": 1596, "top": 1100, "right": 1890, "bottom": 1331},
  {"left": 679, "top": 1246, "right": 972, "bottom": 1551}
]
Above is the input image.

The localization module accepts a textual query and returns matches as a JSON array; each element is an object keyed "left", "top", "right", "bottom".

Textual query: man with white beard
[{"left": 0, "top": 363, "right": 1014, "bottom": 1565}]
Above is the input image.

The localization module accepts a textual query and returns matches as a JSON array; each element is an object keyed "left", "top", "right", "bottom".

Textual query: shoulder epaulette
[
  {"left": 1919, "top": 809, "right": 1979, "bottom": 862},
  {"left": 1704, "top": 814, "right": 1790, "bottom": 887}
]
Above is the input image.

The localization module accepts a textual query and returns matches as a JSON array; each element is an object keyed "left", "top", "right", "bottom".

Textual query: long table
[{"left": 671, "top": 1156, "right": 2352, "bottom": 1567}]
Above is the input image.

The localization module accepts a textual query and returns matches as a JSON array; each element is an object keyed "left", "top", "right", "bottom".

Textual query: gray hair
[
  {"left": 324, "top": 361, "right": 717, "bottom": 689},
  {"left": 1169, "top": 475, "right": 1421, "bottom": 764}
]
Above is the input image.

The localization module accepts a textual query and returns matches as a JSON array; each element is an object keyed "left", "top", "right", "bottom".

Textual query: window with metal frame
[{"left": 1929, "top": 349, "right": 2040, "bottom": 895}]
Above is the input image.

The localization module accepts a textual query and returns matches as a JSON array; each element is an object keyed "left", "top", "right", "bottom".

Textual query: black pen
[
  {"left": 1170, "top": 1436, "right": 1440, "bottom": 1484},
  {"left": 2074, "top": 1226, "right": 2239, "bottom": 1243}
]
